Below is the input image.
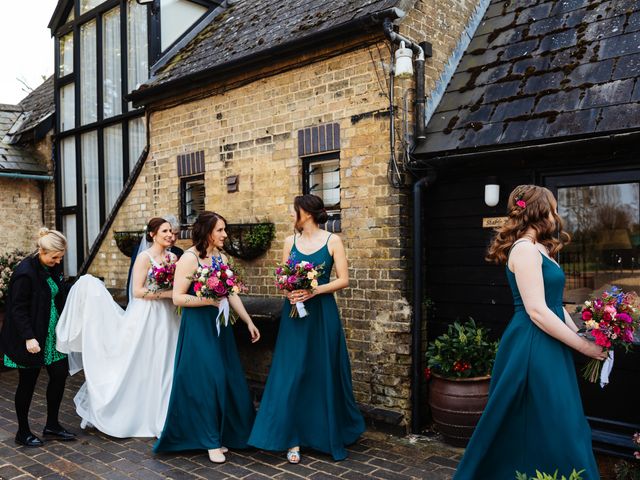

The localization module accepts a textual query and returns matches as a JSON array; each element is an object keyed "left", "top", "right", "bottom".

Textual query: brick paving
[{"left": 0, "top": 369, "right": 462, "bottom": 479}]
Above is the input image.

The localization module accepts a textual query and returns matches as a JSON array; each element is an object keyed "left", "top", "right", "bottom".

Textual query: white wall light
[
  {"left": 394, "top": 41, "right": 414, "bottom": 78},
  {"left": 484, "top": 177, "right": 500, "bottom": 207}
]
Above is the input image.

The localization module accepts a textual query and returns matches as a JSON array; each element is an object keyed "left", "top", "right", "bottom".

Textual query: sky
[{"left": 0, "top": 0, "right": 59, "bottom": 104}]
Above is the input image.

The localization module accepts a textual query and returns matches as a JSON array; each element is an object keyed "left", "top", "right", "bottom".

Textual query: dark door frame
[{"left": 543, "top": 169, "right": 640, "bottom": 458}]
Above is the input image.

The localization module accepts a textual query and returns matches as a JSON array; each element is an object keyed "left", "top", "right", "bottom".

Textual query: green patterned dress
[{"left": 3, "top": 272, "right": 67, "bottom": 368}]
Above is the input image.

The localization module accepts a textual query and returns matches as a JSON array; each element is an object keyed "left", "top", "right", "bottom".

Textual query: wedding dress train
[{"left": 56, "top": 264, "right": 180, "bottom": 438}]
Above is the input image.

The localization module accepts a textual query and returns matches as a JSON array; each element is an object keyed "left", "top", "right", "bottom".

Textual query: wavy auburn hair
[{"left": 486, "top": 185, "right": 570, "bottom": 264}]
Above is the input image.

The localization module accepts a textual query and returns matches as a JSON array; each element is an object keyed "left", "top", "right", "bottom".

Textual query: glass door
[{"left": 546, "top": 171, "right": 640, "bottom": 455}]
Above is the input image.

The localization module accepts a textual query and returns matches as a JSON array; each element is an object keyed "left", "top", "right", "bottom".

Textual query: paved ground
[{"left": 0, "top": 369, "right": 462, "bottom": 479}]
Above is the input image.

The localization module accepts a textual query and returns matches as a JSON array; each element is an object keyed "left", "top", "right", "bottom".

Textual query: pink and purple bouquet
[
  {"left": 146, "top": 254, "right": 176, "bottom": 292},
  {"left": 189, "top": 259, "right": 246, "bottom": 334},
  {"left": 578, "top": 286, "right": 639, "bottom": 386},
  {"left": 190, "top": 260, "right": 246, "bottom": 299},
  {"left": 275, "top": 258, "right": 324, "bottom": 318}
]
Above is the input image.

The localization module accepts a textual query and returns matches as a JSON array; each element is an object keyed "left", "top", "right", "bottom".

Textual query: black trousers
[{"left": 15, "top": 358, "right": 68, "bottom": 435}]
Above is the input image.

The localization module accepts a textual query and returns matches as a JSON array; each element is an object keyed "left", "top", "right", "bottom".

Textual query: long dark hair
[
  {"left": 294, "top": 194, "right": 328, "bottom": 233},
  {"left": 192, "top": 211, "right": 227, "bottom": 259},
  {"left": 145, "top": 217, "right": 169, "bottom": 242},
  {"left": 486, "top": 185, "right": 570, "bottom": 264}
]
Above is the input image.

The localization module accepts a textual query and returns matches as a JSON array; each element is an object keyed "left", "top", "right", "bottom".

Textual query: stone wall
[{"left": 0, "top": 134, "right": 55, "bottom": 256}]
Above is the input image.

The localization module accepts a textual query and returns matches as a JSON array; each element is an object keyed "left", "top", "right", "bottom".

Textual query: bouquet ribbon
[
  {"left": 599, "top": 350, "right": 614, "bottom": 388},
  {"left": 215, "top": 297, "right": 230, "bottom": 336},
  {"left": 295, "top": 301, "right": 308, "bottom": 318}
]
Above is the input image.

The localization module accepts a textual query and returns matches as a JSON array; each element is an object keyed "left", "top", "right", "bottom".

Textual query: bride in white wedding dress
[{"left": 56, "top": 218, "right": 180, "bottom": 438}]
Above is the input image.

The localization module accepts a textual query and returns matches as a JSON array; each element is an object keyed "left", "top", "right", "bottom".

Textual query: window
[
  {"left": 127, "top": 0, "right": 148, "bottom": 98},
  {"left": 303, "top": 154, "right": 341, "bottom": 232},
  {"left": 54, "top": 0, "right": 150, "bottom": 270},
  {"left": 80, "top": 20, "right": 98, "bottom": 125},
  {"left": 59, "top": 33, "right": 73, "bottom": 77},
  {"left": 62, "top": 215, "right": 78, "bottom": 276},
  {"left": 60, "top": 137, "right": 77, "bottom": 206},
  {"left": 81, "top": 0, "right": 106, "bottom": 14},
  {"left": 104, "top": 125, "right": 124, "bottom": 212},
  {"left": 128, "top": 117, "right": 146, "bottom": 171},
  {"left": 59, "top": 83, "right": 75, "bottom": 131},
  {"left": 81, "top": 132, "right": 100, "bottom": 251},
  {"left": 181, "top": 175, "right": 206, "bottom": 228},
  {"left": 299, "top": 123, "right": 341, "bottom": 232},
  {"left": 103, "top": 7, "right": 122, "bottom": 118},
  {"left": 177, "top": 151, "right": 206, "bottom": 236}
]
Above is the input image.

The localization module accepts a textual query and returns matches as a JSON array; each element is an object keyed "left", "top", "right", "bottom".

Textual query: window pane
[
  {"left": 103, "top": 7, "right": 122, "bottom": 118},
  {"left": 60, "top": 137, "right": 77, "bottom": 207},
  {"left": 80, "top": 0, "right": 105, "bottom": 14},
  {"left": 127, "top": 0, "right": 148, "bottom": 104},
  {"left": 559, "top": 183, "right": 640, "bottom": 342},
  {"left": 62, "top": 215, "right": 78, "bottom": 276},
  {"left": 128, "top": 117, "right": 146, "bottom": 172},
  {"left": 59, "top": 33, "right": 73, "bottom": 77},
  {"left": 66, "top": 7, "right": 74, "bottom": 23},
  {"left": 81, "top": 20, "right": 98, "bottom": 125},
  {"left": 182, "top": 178, "right": 205, "bottom": 224},
  {"left": 59, "top": 83, "right": 75, "bottom": 131},
  {"left": 308, "top": 158, "right": 340, "bottom": 209},
  {"left": 104, "top": 125, "right": 123, "bottom": 212},
  {"left": 160, "top": 0, "right": 207, "bottom": 51},
  {"left": 81, "top": 131, "right": 100, "bottom": 251}
]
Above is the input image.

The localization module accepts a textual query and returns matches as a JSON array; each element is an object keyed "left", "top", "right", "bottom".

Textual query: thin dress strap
[
  {"left": 142, "top": 250, "right": 157, "bottom": 265},
  {"left": 324, "top": 233, "right": 333, "bottom": 246},
  {"left": 506, "top": 239, "right": 533, "bottom": 267},
  {"left": 184, "top": 250, "right": 202, "bottom": 265}
]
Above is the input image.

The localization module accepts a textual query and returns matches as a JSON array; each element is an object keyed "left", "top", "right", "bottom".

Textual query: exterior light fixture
[
  {"left": 484, "top": 176, "right": 500, "bottom": 207},
  {"left": 394, "top": 41, "right": 414, "bottom": 78}
]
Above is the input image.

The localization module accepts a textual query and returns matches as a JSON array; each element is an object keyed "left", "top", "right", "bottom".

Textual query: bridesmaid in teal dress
[
  {"left": 153, "top": 211, "right": 260, "bottom": 464},
  {"left": 248, "top": 194, "right": 365, "bottom": 463},
  {"left": 453, "top": 185, "right": 606, "bottom": 479}
]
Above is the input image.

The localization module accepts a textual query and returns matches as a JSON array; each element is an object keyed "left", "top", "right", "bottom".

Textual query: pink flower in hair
[{"left": 516, "top": 200, "right": 526, "bottom": 208}]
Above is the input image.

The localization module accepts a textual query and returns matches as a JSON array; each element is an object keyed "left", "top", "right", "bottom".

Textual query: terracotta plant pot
[{"left": 428, "top": 373, "right": 491, "bottom": 447}]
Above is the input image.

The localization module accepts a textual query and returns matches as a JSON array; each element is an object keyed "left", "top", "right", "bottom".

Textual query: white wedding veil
[{"left": 126, "top": 233, "right": 153, "bottom": 304}]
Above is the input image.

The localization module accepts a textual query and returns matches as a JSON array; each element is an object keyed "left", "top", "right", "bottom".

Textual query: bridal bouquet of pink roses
[
  {"left": 275, "top": 258, "right": 324, "bottom": 318},
  {"left": 578, "top": 286, "right": 639, "bottom": 386},
  {"left": 146, "top": 254, "right": 176, "bottom": 292},
  {"left": 189, "top": 259, "right": 246, "bottom": 334}
]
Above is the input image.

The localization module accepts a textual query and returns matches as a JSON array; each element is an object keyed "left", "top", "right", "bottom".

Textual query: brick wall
[
  {"left": 87, "top": 0, "right": 481, "bottom": 428},
  {"left": 0, "top": 134, "right": 55, "bottom": 256}
]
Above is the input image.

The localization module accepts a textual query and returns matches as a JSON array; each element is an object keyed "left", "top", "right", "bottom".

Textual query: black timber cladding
[{"left": 419, "top": 0, "right": 640, "bottom": 157}]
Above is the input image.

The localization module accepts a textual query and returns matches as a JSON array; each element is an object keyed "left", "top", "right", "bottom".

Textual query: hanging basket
[
  {"left": 224, "top": 222, "right": 275, "bottom": 261},
  {"left": 113, "top": 230, "right": 145, "bottom": 258}
]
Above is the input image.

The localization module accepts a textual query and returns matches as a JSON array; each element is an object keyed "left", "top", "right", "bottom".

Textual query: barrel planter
[{"left": 428, "top": 373, "right": 491, "bottom": 447}]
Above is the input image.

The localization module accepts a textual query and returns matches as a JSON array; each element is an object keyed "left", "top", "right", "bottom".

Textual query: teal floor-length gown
[
  {"left": 154, "top": 267, "right": 254, "bottom": 453},
  {"left": 453, "top": 252, "right": 600, "bottom": 479},
  {"left": 248, "top": 235, "right": 365, "bottom": 461}
]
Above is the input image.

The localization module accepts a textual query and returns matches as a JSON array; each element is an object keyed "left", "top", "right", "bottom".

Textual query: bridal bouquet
[
  {"left": 275, "top": 258, "right": 324, "bottom": 318},
  {"left": 190, "top": 259, "right": 246, "bottom": 335},
  {"left": 577, "top": 286, "right": 639, "bottom": 387},
  {"left": 146, "top": 254, "right": 176, "bottom": 292}
]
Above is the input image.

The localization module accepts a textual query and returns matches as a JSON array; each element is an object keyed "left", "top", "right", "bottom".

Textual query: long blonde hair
[{"left": 486, "top": 185, "right": 570, "bottom": 264}]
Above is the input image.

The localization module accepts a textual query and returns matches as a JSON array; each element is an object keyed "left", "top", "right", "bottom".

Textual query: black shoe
[
  {"left": 42, "top": 425, "right": 77, "bottom": 441},
  {"left": 15, "top": 432, "right": 44, "bottom": 447}
]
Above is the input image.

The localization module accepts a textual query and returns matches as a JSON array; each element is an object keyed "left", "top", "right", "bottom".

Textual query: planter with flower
[{"left": 425, "top": 318, "right": 499, "bottom": 447}]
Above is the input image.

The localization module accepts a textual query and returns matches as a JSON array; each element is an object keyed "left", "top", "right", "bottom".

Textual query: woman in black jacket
[{"left": 0, "top": 228, "right": 76, "bottom": 447}]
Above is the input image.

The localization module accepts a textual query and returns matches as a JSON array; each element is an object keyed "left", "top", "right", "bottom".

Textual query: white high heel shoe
[{"left": 208, "top": 448, "right": 226, "bottom": 463}]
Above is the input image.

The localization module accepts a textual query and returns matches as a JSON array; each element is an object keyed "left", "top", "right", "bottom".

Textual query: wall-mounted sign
[{"left": 482, "top": 217, "right": 508, "bottom": 228}]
